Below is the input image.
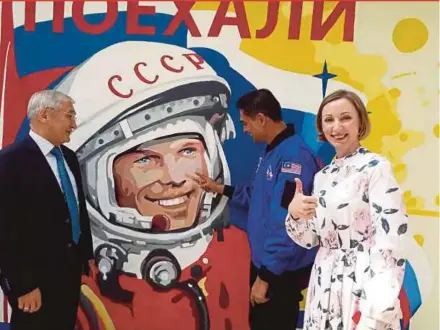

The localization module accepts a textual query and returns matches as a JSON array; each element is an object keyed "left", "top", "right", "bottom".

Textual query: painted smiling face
[{"left": 113, "top": 136, "right": 208, "bottom": 232}]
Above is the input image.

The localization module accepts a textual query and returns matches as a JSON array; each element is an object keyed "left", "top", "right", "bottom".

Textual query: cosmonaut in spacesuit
[{"left": 54, "top": 40, "right": 251, "bottom": 330}]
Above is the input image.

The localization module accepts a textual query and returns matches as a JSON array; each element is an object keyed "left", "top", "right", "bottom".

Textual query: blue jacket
[{"left": 225, "top": 124, "right": 319, "bottom": 282}]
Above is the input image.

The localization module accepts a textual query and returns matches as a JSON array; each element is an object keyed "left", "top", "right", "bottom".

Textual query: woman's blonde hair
[{"left": 316, "top": 90, "right": 371, "bottom": 142}]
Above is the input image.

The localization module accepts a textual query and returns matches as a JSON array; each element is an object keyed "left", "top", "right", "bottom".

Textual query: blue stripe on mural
[
  {"left": 403, "top": 261, "right": 422, "bottom": 316},
  {"left": 14, "top": 12, "right": 335, "bottom": 168},
  {"left": 14, "top": 13, "right": 187, "bottom": 77}
]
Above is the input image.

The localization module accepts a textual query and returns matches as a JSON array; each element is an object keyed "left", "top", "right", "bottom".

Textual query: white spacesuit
[{"left": 54, "top": 41, "right": 236, "bottom": 293}]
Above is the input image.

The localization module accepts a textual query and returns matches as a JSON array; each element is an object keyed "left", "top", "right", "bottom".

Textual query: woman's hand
[{"left": 288, "top": 178, "right": 318, "bottom": 220}]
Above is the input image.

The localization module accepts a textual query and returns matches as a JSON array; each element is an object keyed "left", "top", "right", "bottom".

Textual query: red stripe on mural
[
  {"left": 2, "top": 296, "right": 8, "bottom": 323},
  {"left": 0, "top": 2, "right": 75, "bottom": 148},
  {"left": 399, "top": 289, "right": 411, "bottom": 329},
  {"left": 0, "top": 1, "right": 28, "bottom": 148}
]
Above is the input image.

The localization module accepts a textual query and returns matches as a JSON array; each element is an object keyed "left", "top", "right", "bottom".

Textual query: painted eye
[
  {"left": 135, "top": 156, "right": 151, "bottom": 164},
  {"left": 181, "top": 148, "right": 196, "bottom": 156}
]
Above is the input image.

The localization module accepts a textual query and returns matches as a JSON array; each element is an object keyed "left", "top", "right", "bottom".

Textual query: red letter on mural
[
  {"left": 127, "top": 1, "right": 156, "bottom": 35},
  {"left": 108, "top": 75, "right": 133, "bottom": 99},
  {"left": 311, "top": 2, "right": 355, "bottom": 41},
  {"left": 164, "top": 2, "right": 201, "bottom": 37},
  {"left": 161, "top": 56, "right": 184, "bottom": 73},
  {"left": 134, "top": 62, "right": 159, "bottom": 84},
  {"left": 72, "top": 2, "right": 118, "bottom": 35},
  {"left": 182, "top": 53, "right": 205, "bottom": 70},
  {"left": 25, "top": 2, "right": 66, "bottom": 33},
  {"left": 208, "top": 2, "right": 251, "bottom": 38},
  {"left": 288, "top": 2, "right": 303, "bottom": 40},
  {"left": 24, "top": 2, "right": 36, "bottom": 32},
  {"left": 256, "top": 2, "right": 279, "bottom": 39},
  {"left": 52, "top": 2, "right": 66, "bottom": 33}
]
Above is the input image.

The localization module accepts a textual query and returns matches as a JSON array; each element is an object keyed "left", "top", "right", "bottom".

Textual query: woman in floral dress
[{"left": 286, "top": 90, "right": 407, "bottom": 330}]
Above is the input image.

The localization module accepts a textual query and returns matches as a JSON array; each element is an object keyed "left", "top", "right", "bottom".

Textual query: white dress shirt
[{"left": 29, "top": 130, "right": 79, "bottom": 203}]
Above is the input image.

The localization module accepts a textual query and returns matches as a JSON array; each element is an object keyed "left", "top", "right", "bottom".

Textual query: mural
[{"left": 0, "top": 2, "right": 438, "bottom": 330}]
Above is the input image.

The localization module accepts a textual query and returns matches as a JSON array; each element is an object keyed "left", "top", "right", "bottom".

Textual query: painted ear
[{"left": 208, "top": 112, "right": 225, "bottom": 125}]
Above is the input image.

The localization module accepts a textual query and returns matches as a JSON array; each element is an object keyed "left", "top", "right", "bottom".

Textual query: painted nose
[{"left": 161, "top": 155, "right": 186, "bottom": 185}]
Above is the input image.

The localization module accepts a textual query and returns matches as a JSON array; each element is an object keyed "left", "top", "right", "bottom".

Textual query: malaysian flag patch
[{"left": 281, "top": 162, "right": 302, "bottom": 175}]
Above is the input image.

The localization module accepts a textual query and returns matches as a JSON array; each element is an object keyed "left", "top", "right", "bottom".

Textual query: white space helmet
[{"left": 55, "top": 41, "right": 236, "bottom": 249}]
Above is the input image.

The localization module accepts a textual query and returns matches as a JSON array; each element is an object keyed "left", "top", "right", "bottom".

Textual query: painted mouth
[
  {"left": 155, "top": 194, "right": 189, "bottom": 207},
  {"left": 146, "top": 192, "right": 192, "bottom": 208}
]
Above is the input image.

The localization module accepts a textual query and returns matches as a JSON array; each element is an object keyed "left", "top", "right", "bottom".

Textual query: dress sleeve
[
  {"left": 285, "top": 215, "right": 319, "bottom": 249},
  {"left": 358, "top": 159, "right": 408, "bottom": 329}
]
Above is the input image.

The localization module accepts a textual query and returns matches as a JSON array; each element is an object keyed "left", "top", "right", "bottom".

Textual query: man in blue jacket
[{"left": 191, "top": 89, "right": 319, "bottom": 330}]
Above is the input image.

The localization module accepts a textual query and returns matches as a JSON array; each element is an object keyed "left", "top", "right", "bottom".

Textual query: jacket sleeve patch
[{"left": 281, "top": 162, "right": 302, "bottom": 175}]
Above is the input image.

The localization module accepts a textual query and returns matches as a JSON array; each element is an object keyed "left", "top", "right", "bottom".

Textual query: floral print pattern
[{"left": 286, "top": 147, "right": 407, "bottom": 330}]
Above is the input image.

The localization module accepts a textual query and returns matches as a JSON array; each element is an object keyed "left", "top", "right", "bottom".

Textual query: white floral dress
[{"left": 286, "top": 147, "right": 407, "bottom": 330}]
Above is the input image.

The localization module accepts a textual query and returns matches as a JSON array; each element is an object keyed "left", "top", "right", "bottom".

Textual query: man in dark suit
[{"left": 0, "top": 90, "right": 94, "bottom": 330}]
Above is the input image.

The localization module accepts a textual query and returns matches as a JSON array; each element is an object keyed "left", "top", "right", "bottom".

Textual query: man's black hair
[{"left": 236, "top": 89, "right": 282, "bottom": 121}]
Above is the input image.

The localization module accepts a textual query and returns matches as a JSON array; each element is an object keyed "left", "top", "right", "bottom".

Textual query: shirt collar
[
  {"left": 266, "top": 123, "right": 295, "bottom": 152},
  {"left": 29, "top": 130, "right": 55, "bottom": 156}
]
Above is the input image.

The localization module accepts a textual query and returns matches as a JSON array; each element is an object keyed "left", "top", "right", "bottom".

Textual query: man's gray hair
[{"left": 27, "top": 90, "right": 75, "bottom": 119}]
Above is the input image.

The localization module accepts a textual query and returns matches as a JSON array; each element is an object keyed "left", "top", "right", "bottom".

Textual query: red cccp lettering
[{"left": 108, "top": 53, "right": 206, "bottom": 98}]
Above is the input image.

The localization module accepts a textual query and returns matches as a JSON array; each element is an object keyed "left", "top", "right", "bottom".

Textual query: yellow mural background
[{"left": 193, "top": 1, "right": 439, "bottom": 329}]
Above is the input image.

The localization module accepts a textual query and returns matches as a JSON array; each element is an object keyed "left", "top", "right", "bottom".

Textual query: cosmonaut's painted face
[{"left": 113, "top": 136, "right": 208, "bottom": 232}]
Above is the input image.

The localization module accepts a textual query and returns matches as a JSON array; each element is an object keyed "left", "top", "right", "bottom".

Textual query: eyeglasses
[{"left": 64, "top": 113, "right": 77, "bottom": 121}]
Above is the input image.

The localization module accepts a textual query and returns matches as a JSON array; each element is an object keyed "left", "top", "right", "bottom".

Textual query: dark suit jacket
[{"left": 0, "top": 135, "right": 93, "bottom": 298}]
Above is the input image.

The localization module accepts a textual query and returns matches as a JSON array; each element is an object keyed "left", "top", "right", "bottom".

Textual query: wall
[{"left": 0, "top": 2, "right": 438, "bottom": 330}]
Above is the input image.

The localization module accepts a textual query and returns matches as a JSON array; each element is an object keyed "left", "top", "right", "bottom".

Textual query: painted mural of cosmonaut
[
  {"left": 0, "top": 3, "right": 434, "bottom": 328},
  {"left": 55, "top": 41, "right": 251, "bottom": 330}
]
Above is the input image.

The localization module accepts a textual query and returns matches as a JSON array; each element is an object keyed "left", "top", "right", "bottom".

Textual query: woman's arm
[{"left": 357, "top": 159, "right": 407, "bottom": 329}]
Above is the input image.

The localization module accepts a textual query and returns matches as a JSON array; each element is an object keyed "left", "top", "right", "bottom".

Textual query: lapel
[
  {"left": 22, "top": 135, "right": 87, "bottom": 220},
  {"left": 22, "top": 135, "right": 66, "bottom": 204}
]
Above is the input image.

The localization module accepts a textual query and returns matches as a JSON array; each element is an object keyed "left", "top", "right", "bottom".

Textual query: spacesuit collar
[{"left": 266, "top": 123, "right": 295, "bottom": 152}]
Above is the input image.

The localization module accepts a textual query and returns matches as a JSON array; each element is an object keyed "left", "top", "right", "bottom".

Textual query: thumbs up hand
[
  {"left": 294, "top": 177, "right": 304, "bottom": 195},
  {"left": 288, "top": 178, "right": 318, "bottom": 220}
]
